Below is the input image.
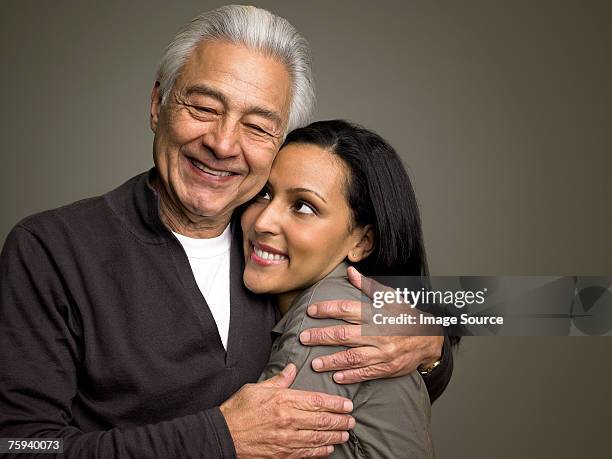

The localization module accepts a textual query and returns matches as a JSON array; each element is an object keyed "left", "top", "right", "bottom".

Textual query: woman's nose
[{"left": 253, "top": 201, "right": 282, "bottom": 235}]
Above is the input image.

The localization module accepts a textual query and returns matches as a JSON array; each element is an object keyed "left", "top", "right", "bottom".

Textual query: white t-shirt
[{"left": 173, "top": 225, "right": 232, "bottom": 350}]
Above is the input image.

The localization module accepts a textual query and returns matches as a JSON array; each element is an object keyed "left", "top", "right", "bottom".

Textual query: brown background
[{"left": 1, "top": 1, "right": 610, "bottom": 457}]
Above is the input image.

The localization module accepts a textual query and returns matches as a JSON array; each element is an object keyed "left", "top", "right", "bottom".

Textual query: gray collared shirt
[{"left": 259, "top": 263, "right": 434, "bottom": 458}]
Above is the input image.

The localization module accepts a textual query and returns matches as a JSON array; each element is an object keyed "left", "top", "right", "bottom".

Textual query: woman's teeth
[
  {"left": 254, "top": 246, "right": 287, "bottom": 261},
  {"left": 190, "top": 158, "right": 232, "bottom": 177}
]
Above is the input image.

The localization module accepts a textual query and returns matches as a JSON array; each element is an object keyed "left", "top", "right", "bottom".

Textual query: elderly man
[{"left": 0, "top": 5, "right": 451, "bottom": 458}]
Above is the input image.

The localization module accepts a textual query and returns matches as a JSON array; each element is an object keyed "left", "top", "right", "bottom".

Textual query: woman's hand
[{"left": 300, "top": 267, "right": 444, "bottom": 384}]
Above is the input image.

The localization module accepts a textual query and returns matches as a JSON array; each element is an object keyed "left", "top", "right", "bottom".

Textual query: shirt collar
[{"left": 105, "top": 167, "right": 240, "bottom": 245}]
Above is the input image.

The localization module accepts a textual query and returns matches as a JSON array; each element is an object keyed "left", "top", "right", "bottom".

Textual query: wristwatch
[{"left": 417, "top": 358, "right": 441, "bottom": 375}]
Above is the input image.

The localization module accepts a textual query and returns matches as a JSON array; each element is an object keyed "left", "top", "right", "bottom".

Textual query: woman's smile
[
  {"left": 241, "top": 143, "right": 366, "bottom": 303},
  {"left": 248, "top": 241, "right": 289, "bottom": 266}
]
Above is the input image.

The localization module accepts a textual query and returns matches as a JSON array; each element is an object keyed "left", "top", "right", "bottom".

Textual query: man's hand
[
  {"left": 300, "top": 267, "right": 444, "bottom": 384},
  {"left": 220, "top": 364, "right": 354, "bottom": 458}
]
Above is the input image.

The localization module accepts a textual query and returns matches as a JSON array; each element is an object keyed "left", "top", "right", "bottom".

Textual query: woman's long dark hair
[{"left": 283, "top": 119, "right": 428, "bottom": 278}]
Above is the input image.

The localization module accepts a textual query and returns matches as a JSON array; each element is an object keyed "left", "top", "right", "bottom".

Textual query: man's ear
[
  {"left": 347, "top": 224, "right": 375, "bottom": 263},
  {"left": 150, "top": 81, "right": 162, "bottom": 133}
]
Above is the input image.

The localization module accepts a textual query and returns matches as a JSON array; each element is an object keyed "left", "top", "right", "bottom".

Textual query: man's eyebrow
[
  {"left": 184, "top": 85, "right": 228, "bottom": 106},
  {"left": 245, "top": 106, "right": 284, "bottom": 129},
  {"left": 184, "top": 84, "right": 283, "bottom": 129},
  {"left": 287, "top": 187, "right": 327, "bottom": 203}
]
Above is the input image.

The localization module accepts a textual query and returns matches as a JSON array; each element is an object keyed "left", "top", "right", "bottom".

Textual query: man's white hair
[{"left": 156, "top": 4, "right": 315, "bottom": 132}]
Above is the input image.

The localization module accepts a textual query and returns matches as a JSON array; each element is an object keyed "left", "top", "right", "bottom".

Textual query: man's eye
[
  {"left": 194, "top": 106, "right": 217, "bottom": 114},
  {"left": 184, "top": 103, "right": 217, "bottom": 115},
  {"left": 294, "top": 201, "right": 316, "bottom": 215},
  {"left": 247, "top": 124, "right": 269, "bottom": 135}
]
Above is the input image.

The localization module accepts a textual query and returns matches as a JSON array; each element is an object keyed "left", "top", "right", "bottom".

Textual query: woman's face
[{"left": 241, "top": 143, "right": 369, "bottom": 296}]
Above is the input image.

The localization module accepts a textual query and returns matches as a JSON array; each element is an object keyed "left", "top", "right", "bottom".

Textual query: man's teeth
[
  {"left": 254, "top": 246, "right": 287, "bottom": 261},
  {"left": 191, "top": 158, "right": 232, "bottom": 177}
]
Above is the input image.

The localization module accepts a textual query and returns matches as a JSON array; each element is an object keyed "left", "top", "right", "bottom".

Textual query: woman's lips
[{"left": 249, "top": 242, "right": 288, "bottom": 266}]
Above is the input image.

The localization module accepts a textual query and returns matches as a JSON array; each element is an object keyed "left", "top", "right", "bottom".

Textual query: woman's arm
[{"left": 260, "top": 274, "right": 434, "bottom": 458}]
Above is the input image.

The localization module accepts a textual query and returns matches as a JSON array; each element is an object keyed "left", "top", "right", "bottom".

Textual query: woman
[{"left": 241, "top": 120, "right": 433, "bottom": 458}]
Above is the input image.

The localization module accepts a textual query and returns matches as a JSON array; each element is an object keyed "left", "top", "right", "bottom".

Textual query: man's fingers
[
  {"left": 347, "top": 267, "right": 394, "bottom": 299},
  {"left": 309, "top": 346, "right": 381, "bottom": 373},
  {"left": 332, "top": 362, "right": 400, "bottom": 384},
  {"left": 307, "top": 299, "right": 362, "bottom": 323},
  {"left": 295, "top": 445, "right": 335, "bottom": 458},
  {"left": 290, "top": 410, "right": 356, "bottom": 431},
  {"left": 346, "top": 266, "right": 362, "bottom": 290},
  {"left": 284, "top": 389, "right": 353, "bottom": 413},
  {"left": 300, "top": 324, "right": 368, "bottom": 347},
  {"left": 294, "top": 429, "right": 350, "bottom": 448},
  {"left": 258, "top": 363, "right": 296, "bottom": 388}
]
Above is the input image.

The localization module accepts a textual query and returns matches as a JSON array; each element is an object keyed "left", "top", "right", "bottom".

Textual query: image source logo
[
  {"left": 372, "top": 287, "right": 487, "bottom": 309},
  {"left": 361, "top": 276, "right": 612, "bottom": 337}
]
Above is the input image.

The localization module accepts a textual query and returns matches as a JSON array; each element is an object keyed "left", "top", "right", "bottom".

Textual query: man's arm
[
  {"left": 0, "top": 226, "right": 238, "bottom": 457},
  {"left": 0, "top": 226, "right": 352, "bottom": 458},
  {"left": 300, "top": 268, "right": 454, "bottom": 402},
  {"left": 220, "top": 364, "right": 354, "bottom": 458},
  {"left": 419, "top": 334, "right": 453, "bottom": 402}
]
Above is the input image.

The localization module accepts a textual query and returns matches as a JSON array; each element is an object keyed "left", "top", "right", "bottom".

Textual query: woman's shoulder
[
  {"left": 281, "top": 263, "right": 370, "bottom": 338},
  {"left": 295, "top": 263, "right": 367, "bottom": 308},
  {"left": 261, "top": 263, "right": 363, "bottom": 384}
]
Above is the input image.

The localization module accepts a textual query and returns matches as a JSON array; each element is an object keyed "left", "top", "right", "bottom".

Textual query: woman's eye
[{"left": 294, "top": 201, "right": 316, "bottom": 215}]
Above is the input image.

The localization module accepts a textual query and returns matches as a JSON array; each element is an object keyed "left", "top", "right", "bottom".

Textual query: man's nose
[{"left": 202, "top": 118, "right": 241, "bottom": 159}]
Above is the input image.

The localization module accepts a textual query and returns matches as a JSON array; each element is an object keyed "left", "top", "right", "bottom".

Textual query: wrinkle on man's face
[{"left": 152, "top": 40, "right": 293, "bottom": 236}]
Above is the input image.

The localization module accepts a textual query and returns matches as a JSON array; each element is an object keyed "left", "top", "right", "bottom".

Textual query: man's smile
[
  {"left": 187, "top": 156, "right": 236, "bottom": 177},
  {"left": 182, "top": 154, "right": 242, "bottom": 186}
]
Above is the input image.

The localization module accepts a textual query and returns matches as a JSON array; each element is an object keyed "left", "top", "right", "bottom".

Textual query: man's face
[{"left": 150, "top": 40, "right": 292, "bottom": 229}]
